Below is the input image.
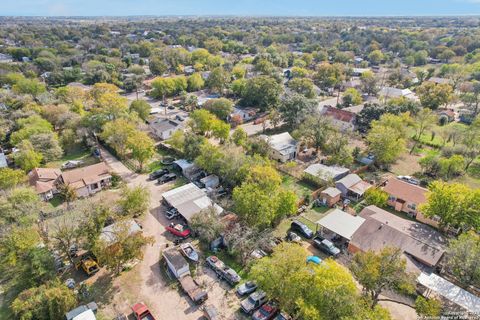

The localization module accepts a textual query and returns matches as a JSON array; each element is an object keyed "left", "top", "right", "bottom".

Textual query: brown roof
[
  {"left": 383, "top": 178, "right": 427, "bottom": 205},
  {"left": 351, "top": 205, "right": 446, "bottom": 267},
  {"left": 28, "top": 168, "right": 61, "bottom": 194},
  {"left": 322, "top": 106, "right": 356, "bottom": 123},
  {"left": 61, "top": 162, "right": 111, "bottom": 190}
]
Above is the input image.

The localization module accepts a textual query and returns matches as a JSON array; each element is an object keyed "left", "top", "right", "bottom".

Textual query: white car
[{"left": 61, "top": 160, "right": 83, "bottom": 169}]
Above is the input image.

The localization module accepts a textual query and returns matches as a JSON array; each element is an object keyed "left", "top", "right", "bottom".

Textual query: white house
[
  {"left": 149, "top": 118, "right": 183, "bottom": 140},
  {"left": 261, "top": 132, "right": 298, "bottom": 163}
]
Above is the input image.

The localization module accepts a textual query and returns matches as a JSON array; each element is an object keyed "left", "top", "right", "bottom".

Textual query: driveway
[{"left": 99, "top": 147, "right": 243, "bottom": 319}]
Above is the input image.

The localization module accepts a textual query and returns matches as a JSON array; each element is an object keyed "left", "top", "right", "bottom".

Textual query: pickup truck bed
[{"left": 179, "top": 275, "right": 208, "bottom": 304}]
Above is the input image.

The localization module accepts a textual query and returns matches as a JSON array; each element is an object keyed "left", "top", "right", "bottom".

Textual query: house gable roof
[
  {"left": 383, "top": 178, "right": 428, "bottom": 205},
  {"left": 322, "top": 106, "right": 356, "bottom": 123},
  {"left": 61, "top": 162, "right": 110, "bottom": 190}
]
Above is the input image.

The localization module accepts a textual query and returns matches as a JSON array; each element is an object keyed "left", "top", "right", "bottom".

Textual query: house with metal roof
[
  {"left": 162, "top": 183, "right": 223, "bottom": 222},
  {"left": 303, "top": 163, "right": 350, "bottom": 185}
]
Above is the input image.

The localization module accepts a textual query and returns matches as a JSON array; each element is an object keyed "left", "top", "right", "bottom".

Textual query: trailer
[{"left": 163, "top": 247, "right": 208, "bottom": 304}]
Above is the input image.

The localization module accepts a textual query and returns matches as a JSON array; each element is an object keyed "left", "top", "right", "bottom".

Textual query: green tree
[
  {"left": 188, "top": 109, "right": 216, "bottom": 135},
  {"left": 231, "top": 127, "right": 248, "bottom": 146},
  {"left": 363, "top": 188, "right": 388, "bottom": 208},
  {"left": 93, "top": 220, "right": 154, "bottom": 275},
  {"left": 149, "top": 56, "right": 168, "bottom": 76},
  {"left": 13, "top": 140, "right": 43, "bottom": 172},
  {"left": 415, "top": 296, "right": 442, "bottom": 318},
  {"left": 410, "top": 108, "right": 437, "bottom": 153},
  {"left": 190, "top": 207, "right": 226, "bottom": 244},
  {"left": 438, "top": 155, "right": 465, "bottom": 180},
  {"left": 343, "top": 88, "right": 363, "bottom": 107},
  {"left": 288, "top": 78, "right": 316, "bottom": 98},
  {"left": 294, "top": 113, "right": 334, "bottom": 152},
  {"left": 130, "top": 100, "right": 151, "bottom": 121},
  {"left": 420, "top": 181, "right": 477, "bottom": 229},
  {"left": 10, "top": 115, "right": 53, "bottom": 146},
  {"left": 117, "top": 185, "right": 151, "bottom": 217},
  {"left": 206, "top": 67, "right": 229, "bottom": 93},
  {"left": 361, "top": 70, "right": 379, "bottom": 96},
  {"left": 211, "top": 119, "right": 230, "bottom": 143},
  {"left": 241, "top": 76, "right": 282, "bottom": 111},
  {"left": 416, "top": 82, "right": 453, "bottom": 110},
  {"left": 187, "top": 73, "right": 205, "bottom": 92},
  {"left": 314, "top": 63, "right": 345, "bottom": 92},
  {"left": 350, "top": 247, "right": 415, "bottom": 308},
  {"left": 0, "top": 168, "right": 26, "bottom": 190},
  {"left": 12, "top": 78, "right": 46, "bottom": 99},
  {"left": 279, "top": 93, "right": 315, "bottom": 129},
  {"left": 203, "top": 98, "right": 234, "bottom": 120},
  {"left": 444, "top": 231, "right": 480, "bottom": 287},
  {"left": 128, "top": 131, "right": 155, "bottom": 171},
  {"left": 368, "top": 50, "right": 384, "bottom": 65},
  {"left": 12, "top": 280, "right": 77, "bottom": 320},
  {"left": 366, "top": 113, "right": 410, "bottom": 166},
  {"left": 100, "top": 119, "right": 136, "bottom": 158}
]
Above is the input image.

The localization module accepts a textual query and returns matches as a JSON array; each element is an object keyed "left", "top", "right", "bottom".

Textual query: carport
[{"left": 316, "top": 209, "right": 366, "bottom": 245}]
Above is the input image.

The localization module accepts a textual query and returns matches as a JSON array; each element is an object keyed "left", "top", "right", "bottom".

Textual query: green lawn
[
  {"left": 45, "top": 146, "right": 98, "bottom": 169},
  {"left": 281, "top": 174, "right": 316, "bottom": 199},
  {"left": 48, "top": 195, "right": 64, "bottom": 208}
]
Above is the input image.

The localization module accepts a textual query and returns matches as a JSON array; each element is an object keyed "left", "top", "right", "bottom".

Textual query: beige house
[
  {"left": 59, "top": 162, "right": 112, "bottom": 198},
  {"left": 383, "top": 178, "right": 440, "bottom": 228},
  {"left": 28, "top": 168, "right": 62, "bottom": 201}
]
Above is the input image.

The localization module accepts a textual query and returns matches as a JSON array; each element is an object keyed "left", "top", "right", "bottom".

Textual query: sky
[{"left": 1, "top": 0, "right": 480, "bottom": 17}]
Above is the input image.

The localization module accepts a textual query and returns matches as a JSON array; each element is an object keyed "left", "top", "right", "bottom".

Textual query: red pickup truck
[{"left": 132, "top": 303, "right": 155, "bottom": 320}]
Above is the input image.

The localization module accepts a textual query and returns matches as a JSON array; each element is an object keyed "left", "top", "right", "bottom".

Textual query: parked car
[
  {"left": 158, "top": 173, "right": 177, "bottom": 184},
  {"left": 397, "top": 175, "right": 420, "bottom": 185},
  {"left": 175, "top": 115, "right": 185, "bottom": 121},
  {"left": 240, "top": 290, "right": 267, "bottom": 314},
  {"left": 290, "top": 220, "right": 313, "bottom": 239},
  {"left": 273, "top": 312, "right": 291, "bottom": 320},
  {"left": 206, "top": 256, "right": 241, "bottom": 286},
  {"left": 165, "top": 207, "right": 179, "bottom": 220},
  {"left": 252, "top": 301, "right": 279, "bottom": 320},
  {"left": 286, "top": 231, "right": 301, "bottom": 243},
  {"left": 237, "top": 281, "right": 257, "bottom": 296},
  {"left": 165, "top": 223, "right": 191, "bottom": 238},
  {"left": 61, "top": 160, "right": 83, "bottom": 169},
  {"left": 131, "top": 302, "right": 155, "bottom": 320},
  {"left": 312, "top": 237, "right": 341, "bottom": 256},
  {"left": 149, "top": 168, "right": 169, "bottom": 180}
]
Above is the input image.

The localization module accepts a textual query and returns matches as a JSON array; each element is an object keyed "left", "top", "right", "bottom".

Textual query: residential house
[
  {"left": 335, "top": 174, "right": 372, "bottom": 200},
  {"left": 162, "top": 183, "right": 223, "bottom": 223},
  {"left": 28, "top": 168, "right": 62, "bottom": 201},
  {"left": 437, "top": 109, "right": 455, "bottom": 123},
  {"left": 378, "top": 86, "right": 417, "bottom": 100},
  {"left": 99, "top": 219, "right": 142, "bottom": 246},
  {"left": 428, "top": 77, "right": 452, "bottom": 85},
  {"left": 349, "top": 205, "right": 446, "bottom": 271},
  {"left": 230, "top": 107, "right": 258, "bottom": 123},
  {"left": 352, "top": 68, "right": 370, "bottom": 77},
  {"left": 261, "top": 132, "right": 298, "bottom": 163},
  {"left": 383, "top": 178, "right": 439, "bottom": 228},
  {"left": 149, "top": 118, "right": 183, "bottom": 140},
  {"left": 318, "top": 187, "right": 342, "bottom": 207},
  {"left": 59, "top": 162, "right": 111, "bottom": 198},
  {"left": 303, "top": 163, "right": 350, "bottom": 185},
  {"left": 321, "top": 106, "right": 356, "bottom": 131}
]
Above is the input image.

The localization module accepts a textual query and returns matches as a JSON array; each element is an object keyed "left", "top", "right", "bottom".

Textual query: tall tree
[{"left": 350, "top": 247, "right": 415, "bottom": 309}]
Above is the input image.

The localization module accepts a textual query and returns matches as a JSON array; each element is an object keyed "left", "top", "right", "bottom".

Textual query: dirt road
[{"left": 99, "top": 147, "right": 243, "bottom": 319}]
